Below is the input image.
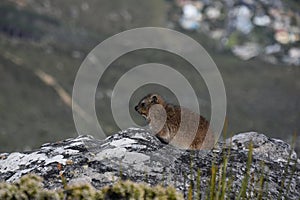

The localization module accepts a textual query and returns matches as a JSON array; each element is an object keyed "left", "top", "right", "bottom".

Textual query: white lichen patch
[
  {"left": 6, "top": 167, "right": 35, "bottom": 182},
  {"left": 132, "top": 133, "right": 149, "bottom": 140},
  {"left": 66, "top": 141, "right": 84, "bottom": 148},
  {"left": 52, "top": 147, "right": 79, "bottom": 155},
  {"left": 92, "top": 147, "right": 150, "bottom": 169},
  {"left": 44, "top": 155, "right": 67, "bottom": 165},
  {"left": 123, "top": 152, "right": 150, "bottom": 164},
  {"left": 63, "top": 149, "right": 80, "bottom": 155},
  {"left": 94, "top": 147, "right": 127, "bottom": 160},
  {"left": 0, "top": 152, "right": 59, "bottom": 182},
  {"left": 128, "top": 127, "right": 144, "bottom": 131},
  {"left": 0, "top": 152, "right": 48, "bottom": 173},
  {"left": 130, "top": 144, "right": 147, "bottom": 149},
  {"left": 0, "top": 153, "right": 24, "bottom": 172},
  {"left": 41, "top": 146, "right": 79, "bottom": 155},
  {"left": 0, "top": 150, "right": 68, "bottom": 182},
  {"left": 40, "top": 146, "right": 52, "bottom": 151},
  {"left": 110, "top": 138, "right": 137, "bottom": 147},
  {"left": 52, "top": 147, "right": 64, "bottom": 153}
]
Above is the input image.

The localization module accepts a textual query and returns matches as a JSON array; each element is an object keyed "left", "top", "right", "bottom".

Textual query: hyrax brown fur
[{"left": 135, "top": 93, "right": 215, "bottom": 150}]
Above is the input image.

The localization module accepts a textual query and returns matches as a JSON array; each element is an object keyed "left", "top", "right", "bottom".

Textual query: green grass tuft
[
  {"left": 0, "top": 174, "right": 184, "bottom": 200},
  {"left": 237, "top": 141, "right": 253, "bottom": 200}
]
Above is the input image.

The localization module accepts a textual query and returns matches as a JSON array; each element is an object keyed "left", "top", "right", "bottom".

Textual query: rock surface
[{"left": 0, "top": 128, "right": 299, "bottom": 199}]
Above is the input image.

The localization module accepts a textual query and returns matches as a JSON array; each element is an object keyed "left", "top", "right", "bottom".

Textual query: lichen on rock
[
  {"left": 0, "top": 127, "right": 299, "bottom": 199},
  {"left": 0, "top": 174, "right": 183, "bottom": 200}
]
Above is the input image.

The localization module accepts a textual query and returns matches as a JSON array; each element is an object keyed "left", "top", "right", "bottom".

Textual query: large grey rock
[{"left": 0, "top": 128, "right": 299, "bottom": 199}]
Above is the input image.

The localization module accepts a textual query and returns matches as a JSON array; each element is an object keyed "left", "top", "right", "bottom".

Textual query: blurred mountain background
[{"left": 0, "top": 0, "right": 299, "bottom": 153}]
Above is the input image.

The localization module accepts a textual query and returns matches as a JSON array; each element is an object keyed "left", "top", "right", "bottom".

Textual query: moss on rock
[
  {"left": 0, "top": 174, "right": 183, "bottom": 200},
  {"left": 102, "top": 180, "right": 183, "bottom": 200}
]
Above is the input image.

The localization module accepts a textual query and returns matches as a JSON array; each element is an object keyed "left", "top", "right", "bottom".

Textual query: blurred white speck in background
[
  {"left": 234, "top": 5, "right": 253, "bottom": 34},
  {"left": 179, "top": 3, "right": 202, "bottom": 31}
]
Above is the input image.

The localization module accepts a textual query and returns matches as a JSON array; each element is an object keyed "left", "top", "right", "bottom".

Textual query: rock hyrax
[{"left": 135, "top": 93, "right": 215, "bottom": 150}]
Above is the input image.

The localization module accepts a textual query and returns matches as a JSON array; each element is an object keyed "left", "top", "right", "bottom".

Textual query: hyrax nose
[{"left": 135, "top": 105, "right": 139, "bottom": 111}]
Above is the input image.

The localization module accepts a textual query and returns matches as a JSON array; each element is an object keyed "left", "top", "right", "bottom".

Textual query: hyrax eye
[{"left": 141, "top": 103, "right": 145, "bottom": 107}]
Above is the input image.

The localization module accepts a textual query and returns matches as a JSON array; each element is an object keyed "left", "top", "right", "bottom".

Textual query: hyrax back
[{"left": 135, "top": 93, "right": 215, "bottom": 150}]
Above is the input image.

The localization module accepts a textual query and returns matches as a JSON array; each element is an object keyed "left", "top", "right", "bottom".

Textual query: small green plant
[
  {"left": 196, "top": 168, "right": 201, "bottom": 200},
  {"left": 237, "top": 141, "right": 253, "bottom": 200},
  {"left": 188, "top": 151, "right": 194, "bottom": 200},
  {"left": 257, "top": 161, "right": 265, "bottom": 200},
  {"left": 219, "top": 145, "right": 230, "bottom": 200},
  {"left": 209, "top": 161, "right": 217, "bottom": 200},
  {"left": 278, "top": 132, "right": 297, "bottom": 200},
  {"left": 183, "top": 171, "right": 187, "bottom": 198}
]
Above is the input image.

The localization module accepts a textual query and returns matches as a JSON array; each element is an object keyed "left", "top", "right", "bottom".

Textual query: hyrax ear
[{"left": 151, "top": 94, "right": 158, "bottom": 104}]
